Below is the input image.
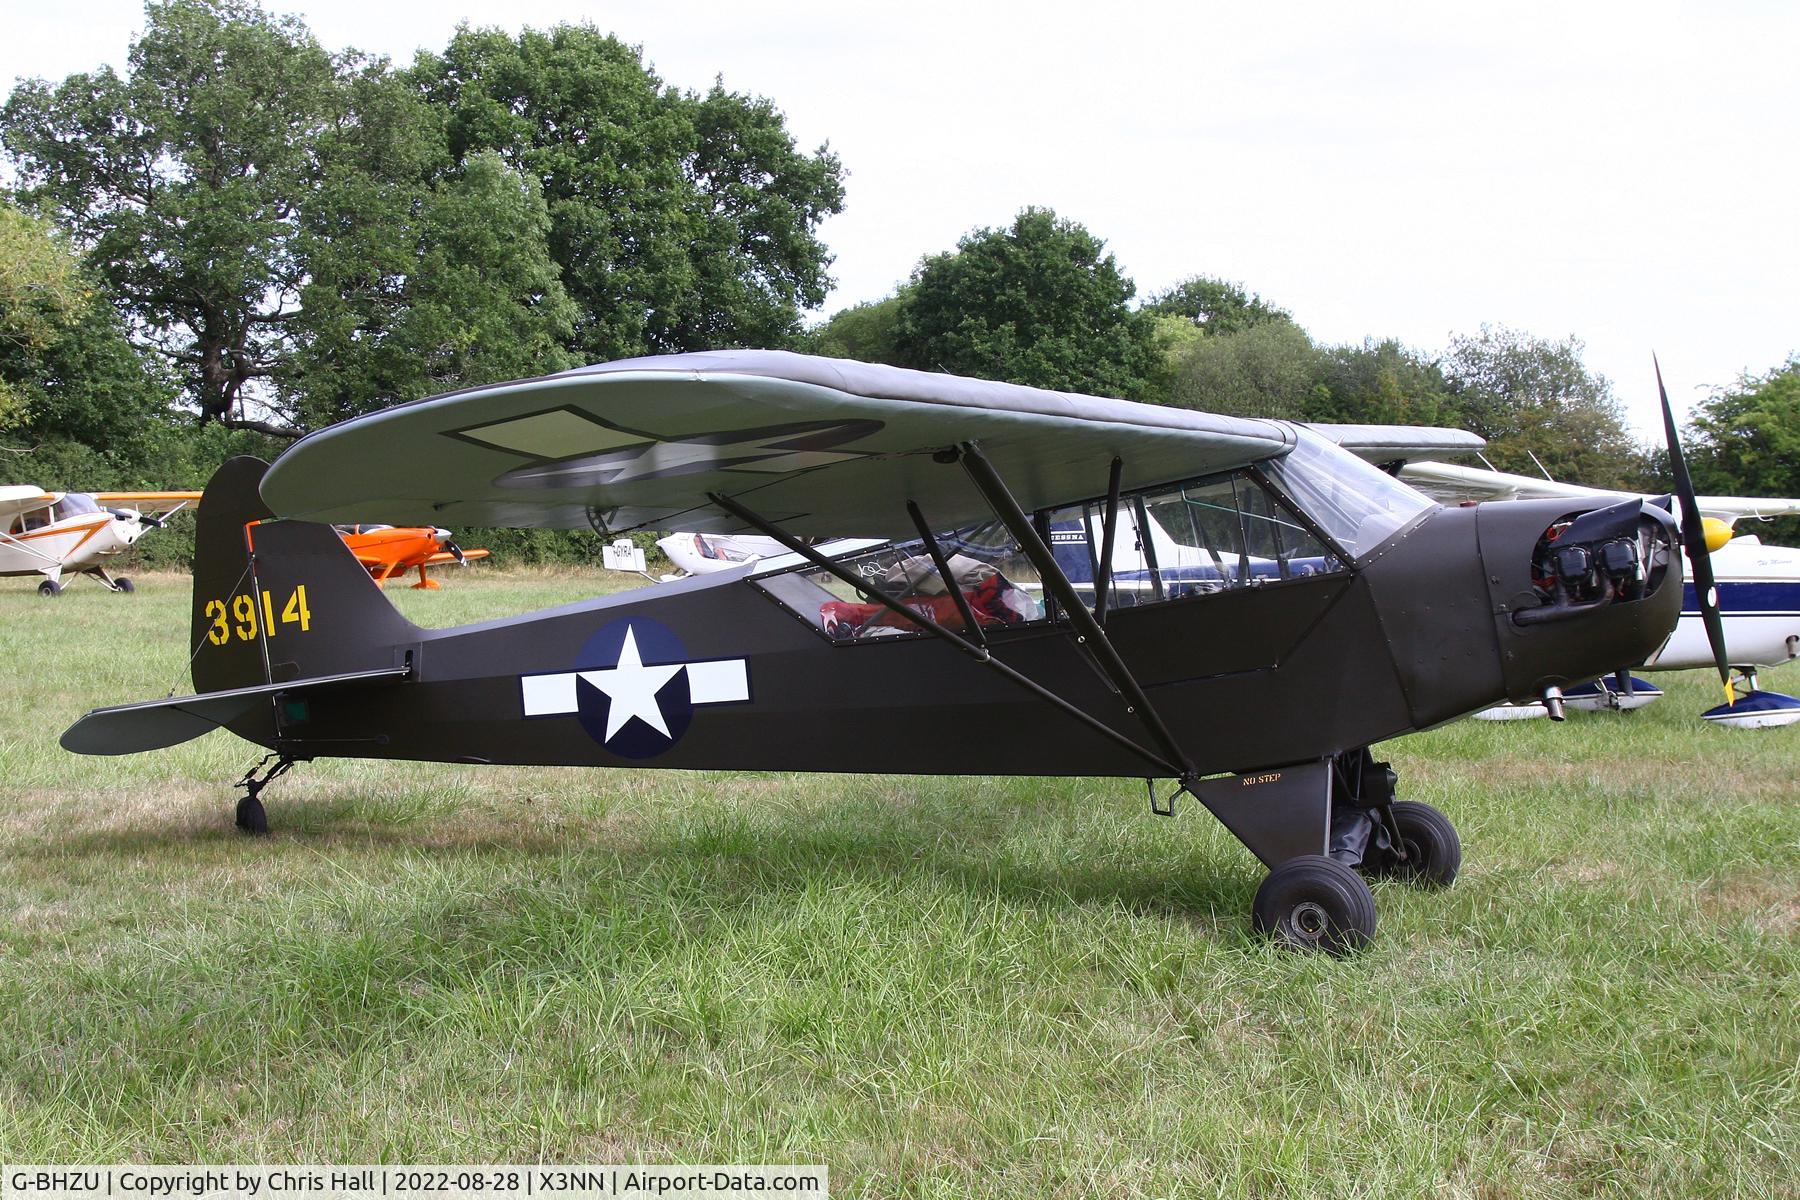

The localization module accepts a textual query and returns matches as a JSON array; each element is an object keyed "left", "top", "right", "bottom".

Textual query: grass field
[{"left": 0, "top": 570, "right": 1796, "bottom": 1197}]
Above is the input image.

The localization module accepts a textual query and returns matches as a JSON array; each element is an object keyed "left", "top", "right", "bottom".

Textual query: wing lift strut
[
  {"left": 712, "top": 440, "right": 1199, "bottom": 786},
  {"left": 712, "top": 441, "right": 1344, "bottom": 870}
]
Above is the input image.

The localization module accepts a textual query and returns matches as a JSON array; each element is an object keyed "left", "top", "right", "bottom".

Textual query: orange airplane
[{"left": 335, "top": 525, "right": 489, "bottom": 589}]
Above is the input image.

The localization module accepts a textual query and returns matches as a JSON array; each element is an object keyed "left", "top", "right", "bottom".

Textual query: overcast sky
[{"left": 5, "top": 0, "right": 1796, "bottom": 439}]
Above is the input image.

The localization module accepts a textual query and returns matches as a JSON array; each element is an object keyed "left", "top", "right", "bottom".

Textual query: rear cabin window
[{"left": 755, "top": 469, "right": 1346, "bottom": 643}]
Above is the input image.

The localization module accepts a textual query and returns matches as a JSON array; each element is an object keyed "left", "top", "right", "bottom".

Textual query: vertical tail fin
[{"left": 190, "top": 456, "right": 422, "bottom": 694}]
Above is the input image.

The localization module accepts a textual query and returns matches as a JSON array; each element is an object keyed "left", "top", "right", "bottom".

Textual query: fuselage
[
  {"left": 1642, "top": 536, "right": 1800, "bottom": 670},
  {"left": 209, "top": 455, "right": 1684, "bottom": 780}
]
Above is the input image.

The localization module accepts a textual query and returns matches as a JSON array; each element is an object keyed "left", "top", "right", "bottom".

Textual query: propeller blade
[
  {"left": 1657, "top": 356, "right": 1735, "bottom": 707},
  {"left": 448, "top": 540, "right": 467, "bottom": 565}
]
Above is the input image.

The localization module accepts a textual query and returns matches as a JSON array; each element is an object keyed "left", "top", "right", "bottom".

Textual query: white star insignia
[
  {"left": 519, "top": 624, "right": 751, "bottom": 751},
  {"left": 579, "top": 626, "right": 684, "bottom": 740}
]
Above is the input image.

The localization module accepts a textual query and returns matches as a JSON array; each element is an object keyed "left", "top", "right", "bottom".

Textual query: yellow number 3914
[{"left": 204, "top": 585, "right": 311, "bottom": 645}]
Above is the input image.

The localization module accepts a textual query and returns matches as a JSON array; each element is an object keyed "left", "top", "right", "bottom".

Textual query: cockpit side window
[
  {"left": 1078, "top": 472, "right": 1344, "bottom": 609},
  {"left": 753, "top": 467, "right": 1348, "bottom": 643}
]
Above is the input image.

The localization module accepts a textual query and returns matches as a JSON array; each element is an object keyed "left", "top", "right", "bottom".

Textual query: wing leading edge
[{"left": 259, "top": 351, "right": 1296, "bottom": 540}]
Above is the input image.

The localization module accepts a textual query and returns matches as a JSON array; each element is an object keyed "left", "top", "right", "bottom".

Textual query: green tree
[
  {"left": 412, "top": 25, "right": 845, "bottom": 361},
  {"left": 805, "top": 292, "right": 911, "bottom": 364},
  {"left": 1686, "top": 357, "right": 1800, "bottom": 542},
  {"left": 0, "top": 198, "right": 177, "bottom": 472},
  {"left": 1143, "top": 275, "right": 1295, "bottom": 336},
  {"left": 890, "top": 207, "right": 1157, "bottom": 397},
  {"left": 1309, "top": 339, "right": 1457, "bottom": 427},
  {"left": 2, "top": 1, "right": 582, "bottom": 435},
  {"left": 1161, "top": 320, "right": 1324, "bottom": 418},
  {"left": 287, "top": 150, "right": 576, "bottom": 428},
  {"left": 0, "top": 200, "right": 88, "bottom": 429},
  {"left": 1440, "top": 325, "right": 1637, "bottom": 487},
  {"left": 2, "top": 0, "right": 341, "bottom": 434}
]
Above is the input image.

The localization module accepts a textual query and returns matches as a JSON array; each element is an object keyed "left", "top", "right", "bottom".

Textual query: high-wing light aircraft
[
  {"left": 1403, "top": 460, "right": 1800, "bottom": 725},
  {"left": 657, "top": 531, "right": 787, "bottom": 577},
  {"left": 65, "top": 351, "right": 1706, "bottom": 954},
  {"left": 336, "top": 524, "right": 490, "bottom": 589},
  {"left": 1, "top": 487, "right": 200, "bottom": 595}
]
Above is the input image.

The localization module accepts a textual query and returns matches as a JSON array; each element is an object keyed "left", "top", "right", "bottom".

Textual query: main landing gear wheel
[
  {"left": 235, "top": 795, "right": 269, "bottom": 836},
  {"left": 37, "top": 579, "right": 62, "bottom": 598},
  {"left": 113, "top": 576, "right": 135, "bottom": 593},
  {"left": 1252, "top": 854, "right": 1377, "bottom": 956},
  {"left": 1367, "top": 801, "right": 1461, "bottom": 887}
]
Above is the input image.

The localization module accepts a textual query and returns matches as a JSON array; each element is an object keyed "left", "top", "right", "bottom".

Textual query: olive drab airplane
[
  {"left": 64, "top": 351, "right": 1725, "bottom": 954},
  {"left": 1401, "top": 460, "right": 1800, "bottom": 726},
  {"left": 1, "top": 486, "right": 201, "bottom": 595}
]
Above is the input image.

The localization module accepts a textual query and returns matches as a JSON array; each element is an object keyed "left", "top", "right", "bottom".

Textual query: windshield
[{"left": 1260, "top": 429, "right": 1437, "bottom": 559}]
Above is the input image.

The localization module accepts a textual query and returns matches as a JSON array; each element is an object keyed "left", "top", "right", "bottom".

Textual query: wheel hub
[{"left": 1290, "top": 900, "right": 1329, "bottom": 941}]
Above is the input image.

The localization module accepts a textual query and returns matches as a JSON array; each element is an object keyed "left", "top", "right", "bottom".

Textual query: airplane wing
[
  {"left": 259, "top": 351, "right": 1294, "bottom": 540},
  {"left": 92, "top": 490, "right": 204, "bottom": 513},
  {"left": 1306, "top": 423, "right": 1485, "bottom": 466},
  {"left": 1688, "top": 496, "right": 1800, "bottom": 523},
  {"left": 0, "top": 486, "right": 58, "bottom": 523},
  {"left": 425, "top": 549, "right": 489, "bottom": 566},
  {"left": 1399, "top": 461, "right": 1612, "bottom": 505},
  {"left": 1400, "top": 461, "right": 1800, "bottom": 524}
]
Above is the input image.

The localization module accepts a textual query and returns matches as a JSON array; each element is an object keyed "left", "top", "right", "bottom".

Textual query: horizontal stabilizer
[{"left": 60, "top": 667, "right": 410, "bottom": 756}]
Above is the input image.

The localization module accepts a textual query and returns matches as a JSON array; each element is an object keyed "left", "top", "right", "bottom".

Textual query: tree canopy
[
  {"left": 1686, "top": 357, "right": 1800, "bottom": 542},
  {"left": 1, "top": 0, "right": 843, "bottom": 436},
  {"left": 1, "top": 0, "right": 345, "bottom": 433},
  {"left": 0, "top": 197, "right": 178, "bottom": 475},
  {"left": 1142, "top": 275, "right": 1295, "bottom": 337},
  {"left": 889, "top": 208, "right": 1157, "bottom": 397},
  {"left": 413, "top": 24, "right": 846, "bottom": 362},
  {"left": 1439, "top": 326, "right": 1639, "bottom": 487},
  {"left": 0, "top": 200, "right": 88, "bottom": 430}
]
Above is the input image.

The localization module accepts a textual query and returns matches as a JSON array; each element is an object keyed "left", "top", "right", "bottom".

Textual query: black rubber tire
[
  {"left": 37, "top": 579, "right": 62, "bottom": 598},
  {"left": 1252, "top": 854, "right": 1377, "bottom": 956},
  {"left": 1369, "top": 801, "right": 1461, "bottom": 887},
  {"left": 113, "top": 577, "right": 135, "bottom": 593},
  {"left": 235, "top": 795, "right": 269, "bottom": 836}
]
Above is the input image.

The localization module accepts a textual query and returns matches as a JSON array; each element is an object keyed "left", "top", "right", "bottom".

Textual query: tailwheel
[
  {"left": 37, "top": 579, "right": 62, "bottom": 598},
  {"left": 1367, "top": 801, "right": 1461, "bottom": 887},
  {"left": 232, "top": 752, "right": 294, "bottom": 836},
  {"left": 235, "top": 794, "right": 269, "bottom": 835},
  {"left": 1252, "top": 854, "right": 1377, "bottom": 955}
]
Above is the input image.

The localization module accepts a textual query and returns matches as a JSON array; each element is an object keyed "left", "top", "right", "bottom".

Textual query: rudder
[{"left": 191, "top": 456, "right": 422, "bottom": 693}]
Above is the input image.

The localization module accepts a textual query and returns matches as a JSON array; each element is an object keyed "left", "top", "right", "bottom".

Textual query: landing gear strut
[{"left": 1205, "top": 747, "right": 1462, "bottom": 953}]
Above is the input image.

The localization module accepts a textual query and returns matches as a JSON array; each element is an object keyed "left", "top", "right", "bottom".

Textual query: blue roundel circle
[{"left": 570, "top": 618, "right": 695, "bottom": 759}]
